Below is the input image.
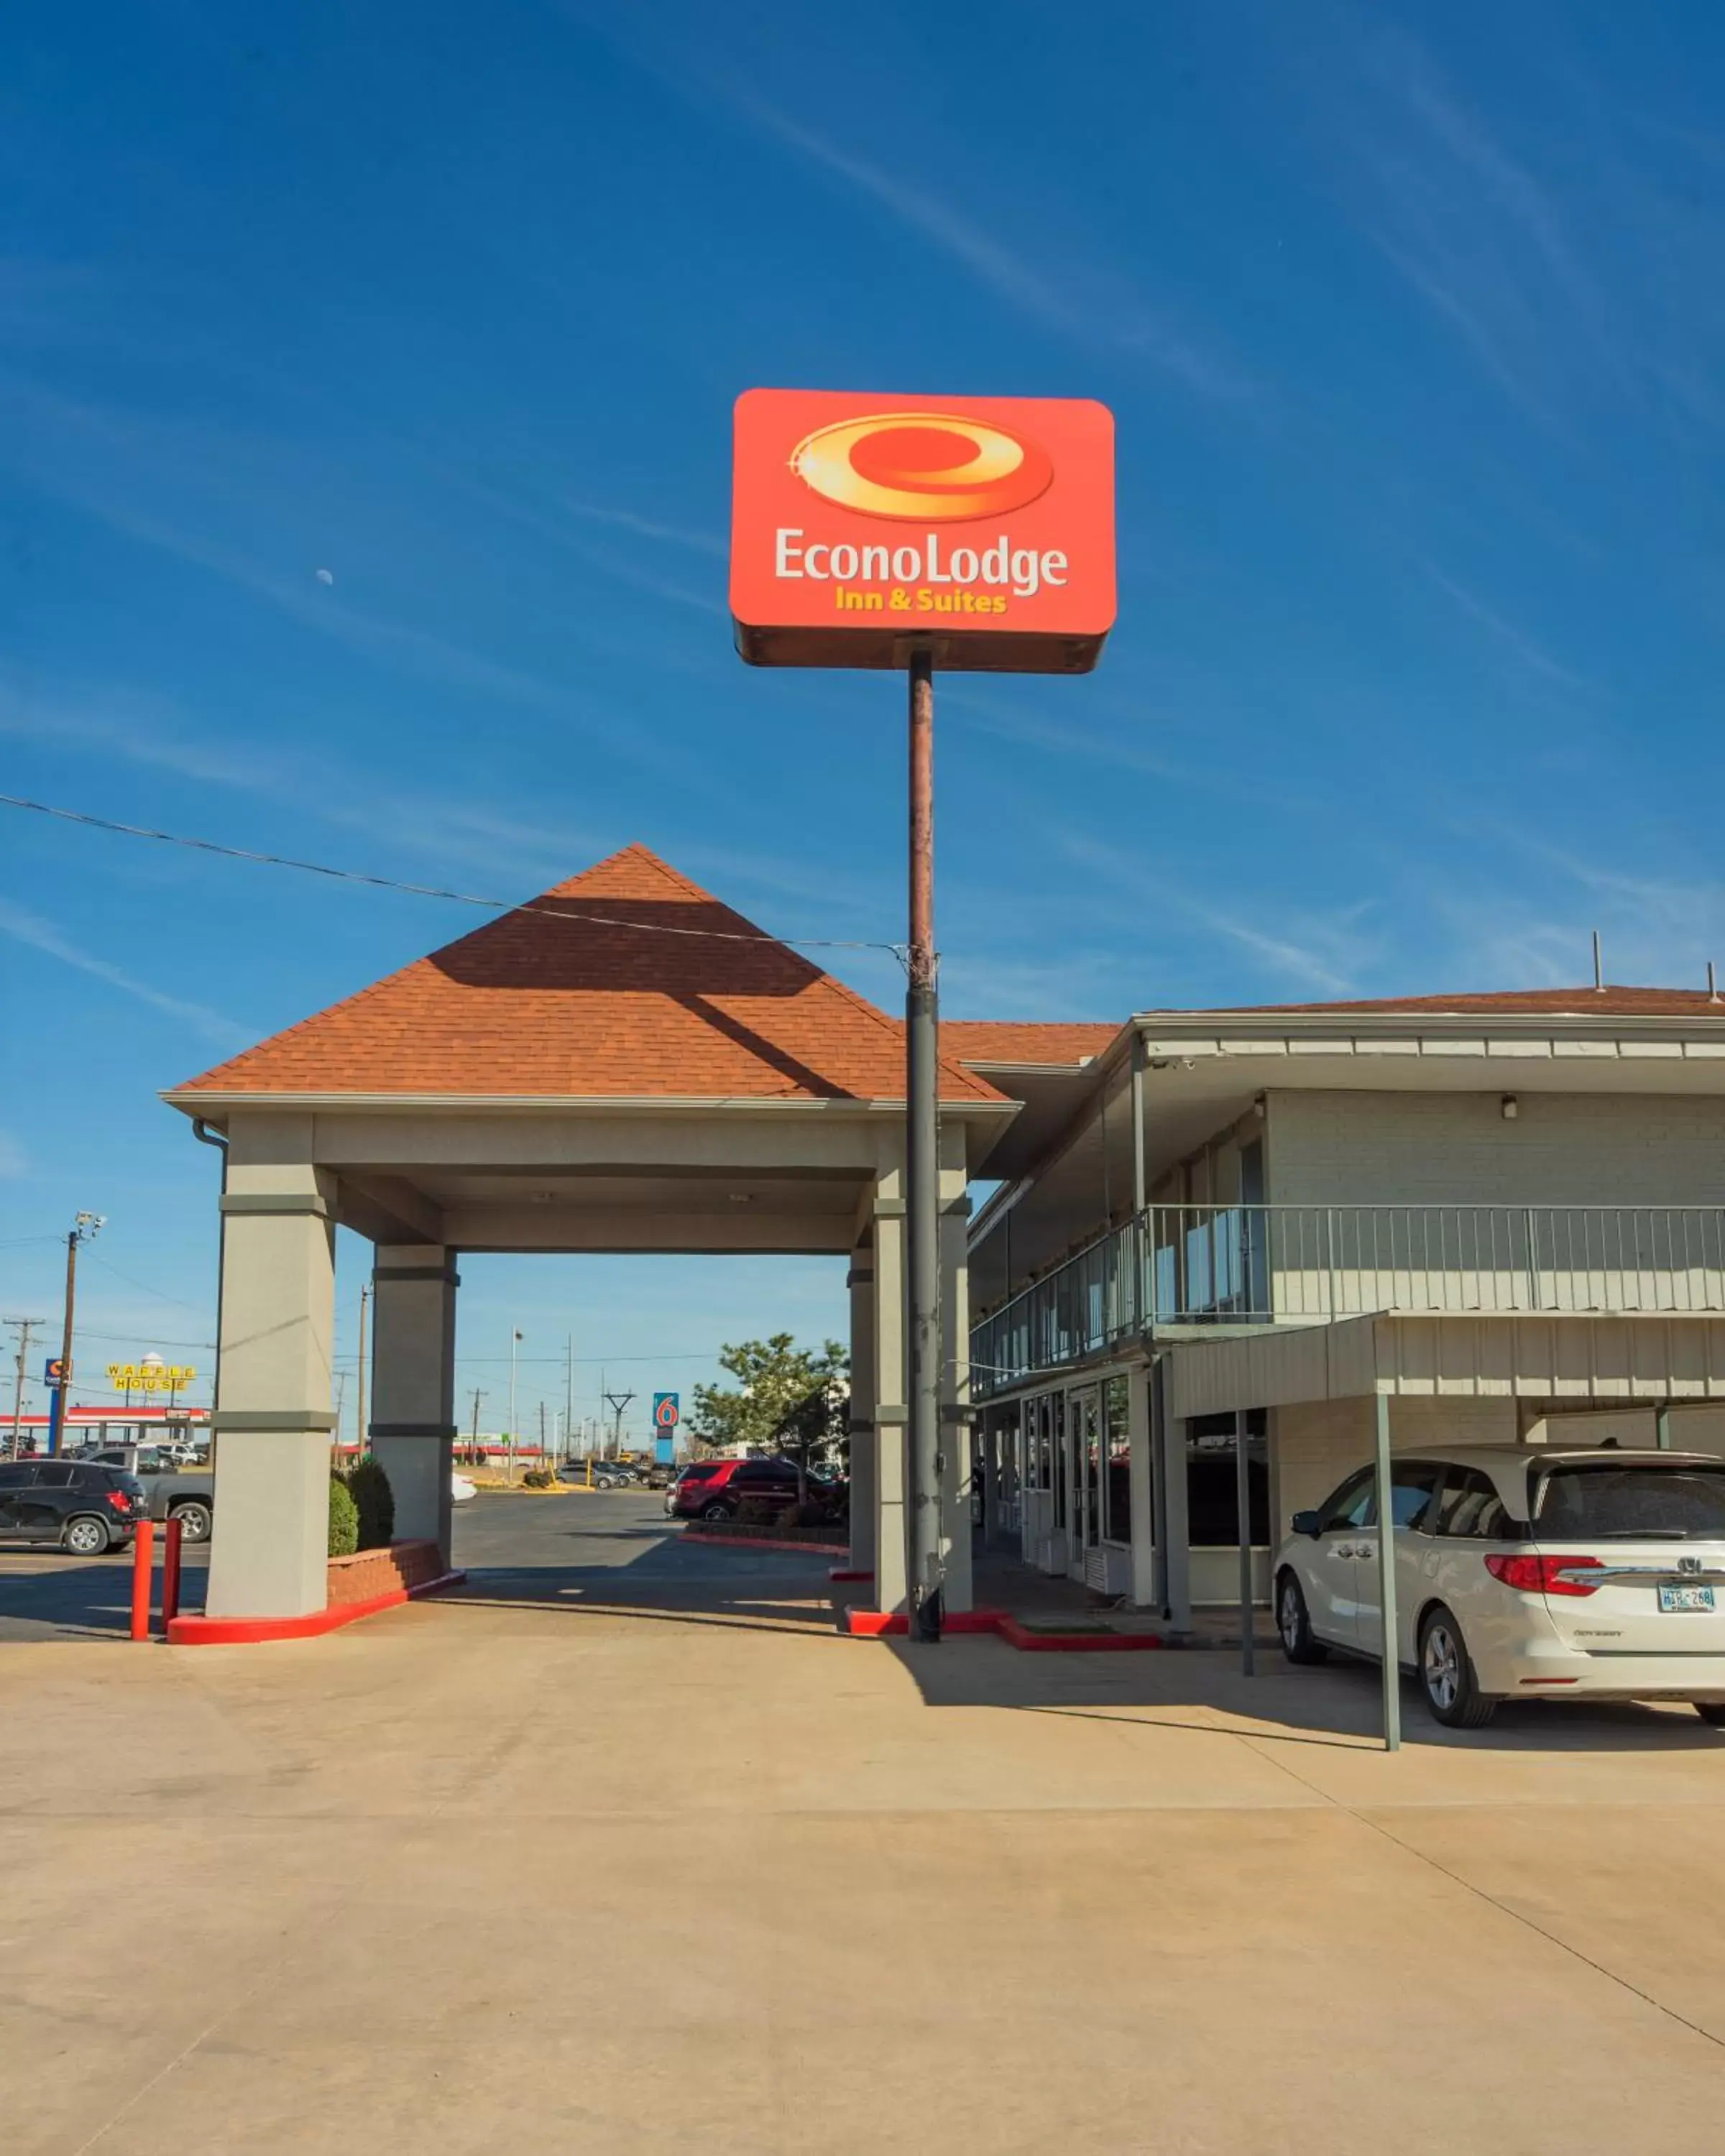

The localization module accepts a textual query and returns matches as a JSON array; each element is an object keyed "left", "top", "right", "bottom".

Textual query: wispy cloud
[
  {"left": 0, "top": 681, "right": 599, "bottom": 890},
  {"left": 1424, "top": 565, "right": 1602, "bottom": 697},
  {"left": 0, "top": 899, "right": 251, "bottom": 1046},
  {"left": 1049, "top": 828, "right": 1376, "bottom": 998},
  {"left": 1346, "top": 34, "right": 1611, "bottom": 426},
  {"left": 701, "top": 83, "right": 1252, "bottom": 401},
  {"left": 558, "top": 499, "right": 726, "bottom": 558}
]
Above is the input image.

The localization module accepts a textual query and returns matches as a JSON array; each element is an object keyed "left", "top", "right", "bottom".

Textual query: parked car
[
  {"left": 669, "top": 1455, "right": 808, "bottom": 1521},
  {"left": 1274, "top": 1445, "right": 1725, "bottom": 1729},
  {"left": 0, "top": 1458, "right": 149, "bottom": 1554},
  {"left": 84, "top": 1447, "right": 214, "bottom": 1542},
  {"left": 558, "top": 1460, "right": 635, "bottom": 1491}
]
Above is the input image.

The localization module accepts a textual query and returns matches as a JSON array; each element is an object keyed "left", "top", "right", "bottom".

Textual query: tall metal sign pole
[
  {"left": 906, "top": 648, "right": 943, "bottom": 1640},
  {"left": 730, "top": 388, "right": 1116, "bottom": 1640}
]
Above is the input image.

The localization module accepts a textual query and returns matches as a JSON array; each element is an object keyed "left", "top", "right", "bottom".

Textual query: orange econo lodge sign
[{"left": 730, "top": 389, "right": 1115, "bottom": 673}]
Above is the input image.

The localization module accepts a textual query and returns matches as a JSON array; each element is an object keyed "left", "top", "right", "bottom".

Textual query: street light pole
[
  {"left": 509, "top": 1328, "right": 522, "bottom": 1484},
  {"left": 906, "top": 648, "right": 943, "bottom": 1642},
  {"left": 355, "top": 1281, "right": 370, "bottom": 1464}
]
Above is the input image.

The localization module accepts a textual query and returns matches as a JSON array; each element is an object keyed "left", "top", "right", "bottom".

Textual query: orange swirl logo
[{"left": 790, "top": 412, "right": 1054, "bottom": 523}]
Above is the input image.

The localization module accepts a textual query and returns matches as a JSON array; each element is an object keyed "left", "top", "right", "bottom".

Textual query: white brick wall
[
  {"left": 1270, "top": 1393, "right": 1517, "bottom": 1533},
  {"left": 1267, "top": 1090, "right": 1725, "bottom": 1207}
]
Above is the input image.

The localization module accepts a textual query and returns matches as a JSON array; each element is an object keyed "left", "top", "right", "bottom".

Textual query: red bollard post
[
  {"left": 129, "top": 1517, "right": 155, "bottom": 1642},
  {"left": 160, "top": 1514, "right": 183, "bottom": 1634}
]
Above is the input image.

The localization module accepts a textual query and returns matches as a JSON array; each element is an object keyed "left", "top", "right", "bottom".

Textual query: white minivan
[{"left": 1273, "top": 1446, "right": 1725, "bottom": 1728}]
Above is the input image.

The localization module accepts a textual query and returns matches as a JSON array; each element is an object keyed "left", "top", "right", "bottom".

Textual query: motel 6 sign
[
  {"left": 730, "top": 390, "right": 1116, "bottom": 674},
  {"left": 653, "top": 1392, "right": 681, "bottom": 1433}
]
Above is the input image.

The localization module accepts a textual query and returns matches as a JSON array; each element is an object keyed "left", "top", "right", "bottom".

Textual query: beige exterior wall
[
  {"left": 1269, "top": 1393, "right": 1519, "bottom": 1537},
  {"left": 1266, "top": 1089, "right": 1725, "bottom": 1207}
]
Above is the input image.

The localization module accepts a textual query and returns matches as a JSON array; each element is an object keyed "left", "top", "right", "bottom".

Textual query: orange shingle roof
[
  {"left": 1147, "top": 987, "right": 1725, "bottom": 1020},
  {"left": 172, "top": 844, "right": 1005, "bottom": 1106},
  {"left": 945, "top": 1021, "right": 1120, "bottom": 1064}
]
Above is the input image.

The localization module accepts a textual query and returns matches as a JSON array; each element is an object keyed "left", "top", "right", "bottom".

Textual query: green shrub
[
  {"left": 734, "top": 1498, "right": 779, "bottom": 1526},
  {"left": 344, "top": 1455, "right": 395, "bottom": 1549},
  {"left": 328, "top": 1475, "right": 359, "bottom": 1558},
  {"left": 521, "top": 1467, "right": 556, "bottom": 1489}
]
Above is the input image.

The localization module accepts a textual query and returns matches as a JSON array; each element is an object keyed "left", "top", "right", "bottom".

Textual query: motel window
[
  {"left": 1185, "top": 1410, "right": 1269, "bottom": 1545},
  {"left": 1103, "top": 1376, "right": 1131, "bottom": 1543}
]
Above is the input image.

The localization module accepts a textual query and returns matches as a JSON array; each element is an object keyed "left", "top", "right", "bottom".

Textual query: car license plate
[{"left": 1659, "top": 1583, "right": 1716, "bottom": 1613}]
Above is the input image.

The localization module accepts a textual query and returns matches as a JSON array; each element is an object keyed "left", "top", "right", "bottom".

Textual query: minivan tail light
[{"left": 1486, "top": 1552, "right": 1604, "bottom": 1598}]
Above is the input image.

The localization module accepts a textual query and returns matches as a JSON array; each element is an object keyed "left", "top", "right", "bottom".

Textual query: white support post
[
  {"left": 847, "top": 1245, "right": 877, "bottom": 1578},
  {"left": 938, "top": 1133, "right": 973, "bottom": 1615},
  {"left": 872, "top": 1151, "right": 909, "bottom": 1618},
  {"left": 1127, "top": 1362, "right": 1154, "bottom": 1606},
  {"left": 369, "top": 1243, "right": 459, "bottom": 1564},
  {"left": 1159, "top": 1366, "right": 1192, "bottom": 1633},
  {"left": 203, "top": 1120, "right": 337, "bottom": 1620},
  {"left": 1374, "top": 1389, "right": 1402, "bottom": 1753}
]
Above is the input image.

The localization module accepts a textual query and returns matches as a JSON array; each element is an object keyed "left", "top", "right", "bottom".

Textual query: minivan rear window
[{"left": 1537, "top": 1464, "right": 1725, "bottom": 1540}]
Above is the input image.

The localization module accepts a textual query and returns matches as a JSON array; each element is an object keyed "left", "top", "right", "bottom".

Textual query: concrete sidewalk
[{"left": 4, "top": 1496, "right": 1725, "bottom": 2152}]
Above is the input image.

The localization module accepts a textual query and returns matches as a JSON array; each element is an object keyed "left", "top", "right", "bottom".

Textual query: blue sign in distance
[
  {"left": 45, "top": 1357, "right": 66, "bottom": 1387},
  {"left": 653, "top": 1392, "right": 680, "bottom": 1467}
]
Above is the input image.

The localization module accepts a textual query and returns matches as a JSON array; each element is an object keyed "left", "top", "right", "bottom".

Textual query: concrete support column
[
  {"left": 872, "top": 1151, "right": 909, "bottom": 1617},
  {"left": 1158, "top": 1366, "right": 1192, "bottom": 1633},
  {"left": 938, "top": 1138, "right": 973, "bottom": 1614},
  {"left": 369, "top": 1243, "right": 459, "bottom": 1563},
  {"left": 204, "top": 1123, "right": 337, "bottom": 1620},
  {"left": 847, "top": 1245, "right": 877, "bottom": 1577},
  {"left": 1127, "top": 1361, "right": 1155, "bottom": 1607}
]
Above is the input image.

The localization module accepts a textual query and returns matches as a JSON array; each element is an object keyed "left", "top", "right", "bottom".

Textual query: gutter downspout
[{"left": 191, "top": 1120, "right": 228, "bottom": 1467}]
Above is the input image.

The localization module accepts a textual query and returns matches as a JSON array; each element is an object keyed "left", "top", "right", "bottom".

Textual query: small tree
[
  {"left": 344, "top": 1455, "right": 395, "bottom": 1549},
  {"left": 328, "top": 1475, "right": 359, "bottom": 1558},
  {"left": 691, "top": 1334, "right": 849, "bottom": 1500}
]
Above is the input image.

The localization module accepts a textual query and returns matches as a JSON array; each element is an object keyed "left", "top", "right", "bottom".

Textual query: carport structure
[{"left": 165, "top": 845, "right": 1017, "bottom": 1626}]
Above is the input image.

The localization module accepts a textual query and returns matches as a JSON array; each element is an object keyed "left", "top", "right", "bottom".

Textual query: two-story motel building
[
  {"left": 164, "top": 843, "right": 1725, "bottom": 1630},
  {"left": 960, "top": 988, "right": 1725, "bottom": 1626}
]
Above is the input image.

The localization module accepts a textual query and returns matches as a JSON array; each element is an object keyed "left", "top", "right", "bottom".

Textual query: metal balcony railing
[{"left": 970, "top": 1203, "right": 1725, "bottom": 1398}]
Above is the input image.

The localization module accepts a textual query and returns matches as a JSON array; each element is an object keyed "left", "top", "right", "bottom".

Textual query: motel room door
[{"left": 1066, "top": 1386, "right": 1103, "bottom": 1583}]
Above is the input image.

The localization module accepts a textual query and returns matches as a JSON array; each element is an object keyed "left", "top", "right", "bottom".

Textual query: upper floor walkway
[{"left": 972, "top": 1200, "right": 1725, "bottom": 1397}]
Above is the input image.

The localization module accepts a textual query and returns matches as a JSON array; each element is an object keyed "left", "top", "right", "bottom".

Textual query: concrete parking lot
[{"left": 4, "top": 1490, "right": 1725, "bottom": 2153}]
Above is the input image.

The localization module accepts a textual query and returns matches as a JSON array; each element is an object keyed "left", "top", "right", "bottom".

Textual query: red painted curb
[
  {"left": 844, "top": 1607, "right": 1009, "bottom": 1638},
  {"left": 166, "top": 1570, "right": 466, "bottom": 1646},
  {"left": 829, "top": 1566, "right": 874, "bottom": 1582},
  {"left": 680, "top": 1531, "right": 848, "bottom": 1557},
  {"left": 843, "top": 1606, "right": 1167, "bottom": 1651}
]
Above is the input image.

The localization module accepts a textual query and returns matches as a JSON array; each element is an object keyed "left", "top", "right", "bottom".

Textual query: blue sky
[{"left": 5, "top": 0, "right": 1725, "bottom": 1434}]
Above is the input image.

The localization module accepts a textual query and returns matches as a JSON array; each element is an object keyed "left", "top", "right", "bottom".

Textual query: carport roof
[{"left": 169, "top": 844, "right": 1007, "bottom": 1109}]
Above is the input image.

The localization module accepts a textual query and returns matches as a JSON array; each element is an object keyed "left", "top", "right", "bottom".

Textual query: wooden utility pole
[{"left": 6, "top": 1317, "right": 42, "bottom": 1460}]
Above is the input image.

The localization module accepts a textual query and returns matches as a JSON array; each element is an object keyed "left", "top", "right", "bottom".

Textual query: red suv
[{"left": 670, "top": 1456, "right": 803, "bottom": 1521}]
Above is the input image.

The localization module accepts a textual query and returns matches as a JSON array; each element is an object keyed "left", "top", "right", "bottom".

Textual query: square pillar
[
  {"left": 204, "top": 1123, "right": 337, "bottom": 1620},
  {"left": 369, "top": 1244, "right": 459, "bottom": 1564},
  {"left": 938, "top": 1138, "right": 973, "bottom": 1614},
  {"left": 872, "top": 1150, "right": 909, "bottom": 1618},
  {"left": 1156, "top": 1362, "right": 1192, "bottom": 1632},
  {"left": 1127, "top": 1363, "right": 1155, "bottom": 1606},
  {"left": 846, "top": 1244, "right": 877, "bottom": 1577}
]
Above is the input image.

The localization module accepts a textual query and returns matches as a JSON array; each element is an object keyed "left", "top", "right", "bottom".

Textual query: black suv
[{"left": 0, "top": 1459, "right": 149, "bottom": 1554}]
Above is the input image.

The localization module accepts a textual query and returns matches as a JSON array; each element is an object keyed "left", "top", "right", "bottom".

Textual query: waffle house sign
[{"left": 730, "top": 390, "right": 1115, "bottom": 672}]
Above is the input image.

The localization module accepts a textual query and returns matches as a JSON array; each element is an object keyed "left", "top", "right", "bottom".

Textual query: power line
[
  {"left": 86, "top": 1253, "right": 211, "bottom": 1312},
  {"left": 0, "top": 794, "right": 904, "bottom": 959}
]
